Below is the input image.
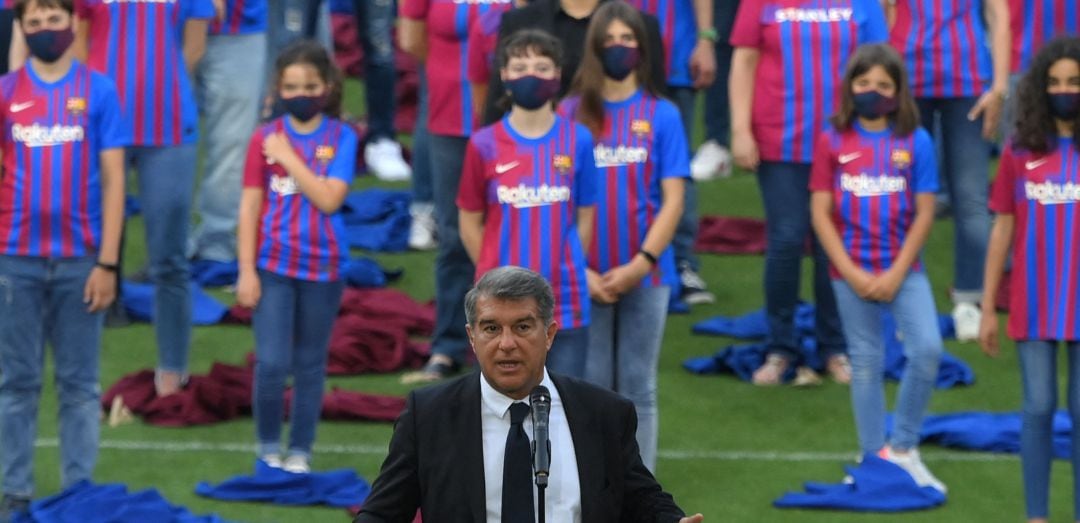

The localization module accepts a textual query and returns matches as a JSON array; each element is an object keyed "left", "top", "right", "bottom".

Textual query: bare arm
[
  {"left": 576, "top": 206, "right": 594, "bottom": 254},
  {"left": 399, "top": 18, "right": 428, "bottom": 61},
  {"left": 237, "top": 187, "right": 263, "bottom": 275},
  {"left": 729, "top": 47, "right": 760, "bottom": 170},
  {"left": 471, "top": 82, "right": 488, "bottom": 120},
  {"left": 459, "top": 209, "right": 484, "bottom": 263},
  {"left": 263, "top": 133, "right": 350, "bottom": 213},
  {"left": 688, "top": 0, "right": 716, "bottom": 88},
  {"left": 8, "top": 22, "right": 25, "bottom": 71},
  {"left": 73, "top": 18, "right": 89, "bottom": 62},
  {"left": 97, "top": 148, "right": 125, "bottom": 265},
  {"left": 968, "top": 0, "right": 1010, "bottom": 138},
  {"left": 978, "top": 214, "right": 1014, "bottom": 356},
  {"left": 182, "top": 19, "right": 208, "bottom": 75}
]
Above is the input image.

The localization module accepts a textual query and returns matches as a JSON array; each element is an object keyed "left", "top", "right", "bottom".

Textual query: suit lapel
[
  {"left": 459, "top": 373, "right": 487, "bottom": 522},
  {"left": 553, "top": 375, "right": 603, "bottom": 522}
]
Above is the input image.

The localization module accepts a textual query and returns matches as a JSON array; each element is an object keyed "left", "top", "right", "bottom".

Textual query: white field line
[{"left": 31, "top": 438, "right": 1018, "bottom": 462}]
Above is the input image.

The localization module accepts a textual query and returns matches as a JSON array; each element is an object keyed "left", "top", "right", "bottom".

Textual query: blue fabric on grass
[
  {"left": 189, "top": 258, "right": 401, "bottom": 289},
  {"left": 122, "top": 281, "right": 227, "bottom": 325},
  {"left": 685, "top": 305, "right": 973, "bottom": 388},
  {"left": 13, "top": 480, "right": 229, "bottom": 523},
  {"left": 340, "top": 189, "right": 411, "bottom": 253},
  {"left": 195, "top": 459, "right": 371, "bottom": 508},
  {"left": 774, "top": 454, "right": 946, "bottom": 512},
  {"left": 886, "top": 411, "right": 1072, "bottom": 458}
]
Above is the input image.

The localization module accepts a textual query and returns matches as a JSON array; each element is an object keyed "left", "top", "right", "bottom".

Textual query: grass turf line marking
[{"left": 31, "top": 438, "right": 1017, "bottom": 462}]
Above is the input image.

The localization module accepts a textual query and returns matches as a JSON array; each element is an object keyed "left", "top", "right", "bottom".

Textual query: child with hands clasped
[
  {"left": 809, "top": 43, "right": 945, "bottom": 493},
  {"left": 979, "top": 36, "right": 1080, "bottom": 523},
  {"left": 236, "top": 40, "right": 358, "bottom": 475}
]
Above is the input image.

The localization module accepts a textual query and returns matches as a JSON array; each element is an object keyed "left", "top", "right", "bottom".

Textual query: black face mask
[
  {"left": 504, "top": 75, "right": 560, "bottom": 110},
  {"left": 601, "top": 45, "right": 640, "bottom": 81},
  {"left": 25, "top": 28, "right": 74, "bottom": 63},
  {"left": 281, "top": 94, "right": 325, "bottom": 122},
  {"left": 1049, "top": 92, "right": 1080, "bottom": 121},
  {"left": 852, "top": 90, "right": 899, "bottom": 120}
]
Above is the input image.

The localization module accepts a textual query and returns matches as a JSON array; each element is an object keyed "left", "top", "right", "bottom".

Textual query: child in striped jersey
[
  {"left": 810, "top": 43, "right": 945, "bottom": 493},
  {"left": 236, "top": 41, "right": 358, "bottom": 474},
  {"left": 980, "top": 36, "right": 1080, "bottom": 523},
  {"left": 558, "top": 1, "right": 687, "bottom": 473},
  {"left": 457, "top": 29, "right": 598, "bottom": 379}
]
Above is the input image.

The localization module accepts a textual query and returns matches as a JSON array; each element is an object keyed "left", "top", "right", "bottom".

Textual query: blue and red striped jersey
[
  {"left": 889, "top": 0, "right": 993, "bottom": 98},
  {"left": 457, "top": 115, "right": 597, "bottom": 329},
  {"left": 730, "top": 0, "right": 888, "bottom": 163},
  {"left": 402, "top": 0, "right": 511, "bottom": 137},
  {"left": 243, "top": 116, "right": 358, "bottom": 282},
  {"left": 77, "top": 0, "right": 214, "bottom": 146},
  {"left": 210, "top": 0, "right": 266, "bottom": 35},
  {"left": 628, "top": 0, "right": 697, "bottom": 87},
  {"left": 809, "top": 123, "right": 938, "bottom": 278},
  {"left": 991, "top": 138, "right": 1080, "bottom": 341},
  {"left": 0, "top": 62, "right": 131, "bottom": 257},
  {"left": 1010, "top": 0, "right": 1080, "bottom": 73},
  {"left": 559, "top": 90, "right": 688, "bottom": 289},
  {"left": 466, "top": 7, "right": 503, "bottom": 87}
]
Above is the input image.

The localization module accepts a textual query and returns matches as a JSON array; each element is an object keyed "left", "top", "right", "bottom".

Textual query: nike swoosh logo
[
  {"left": 1026, "top": 158, "right": 1048, "bottom": 170},
  {"left": 10, "top": 101, "right": 33, "bottom": 113},
  {"left": 495, "top": 161, "right": 520, "bottom": 174},
  {"left": 838, "top": 152, "right": 862, "bottom": 164}
]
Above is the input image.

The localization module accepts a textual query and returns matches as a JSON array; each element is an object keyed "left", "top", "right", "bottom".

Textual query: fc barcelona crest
[
  {"left": 891, "top": 149, "right": 911, "bottom": 169},
  {"left": 315, "top": 145, "right": 336, "bottom": 162},
  {"left": 553, "top": 154, "right": 572, "bottom": 173},
  {"left": 66, "top": 97, "right": 87, "bottom": 115},
  {"left": 631, "top": 119, "right": 651, "bottom": 137}
]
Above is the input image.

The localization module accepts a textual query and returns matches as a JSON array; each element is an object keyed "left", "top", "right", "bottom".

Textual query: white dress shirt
[{"left": 480, "top": 370, "right": 581, "bottom": 523}]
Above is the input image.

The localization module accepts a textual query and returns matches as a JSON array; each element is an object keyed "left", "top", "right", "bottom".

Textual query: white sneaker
[
  {"left": 879, "top": 446, "right": 947, "bottom": 493},
  {"left": 690, "top": 140, "right": 733, "bottom": 181},
  {"left": 364, "top": 138, "right": 412, "bottom": 182},
  {"left": 282, "top": 454, "right": 310, "bottom": 474},
  {"left": 261, "top": 453, "right": 282, "bottom": 468},
  {"left": 952, "top": 302, "right": 981, "bottom": 342},
  {"left": 409, "top": 204, "right": 438, "bottom": 251}
]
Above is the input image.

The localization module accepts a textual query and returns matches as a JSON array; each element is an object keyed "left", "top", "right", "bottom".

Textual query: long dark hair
[
  {"left": 569, "top": 1, "right": 662, "bottom": 136},
  {"left": 495, "top": 29, "right": 564, "bottom": 112},
  {"left": 831, "top": 43, "right": 919, "bottom": 137},
  {"left": 1014, "top": 36, "right": 1080, "bottom": 153},
  {"left": 274, "top": 40, "right": 344, "bottom": 118}
]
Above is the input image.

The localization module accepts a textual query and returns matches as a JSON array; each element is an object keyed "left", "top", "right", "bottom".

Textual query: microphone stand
[{"left": 534, "top": 441, "right": 549, "bottom": 523}]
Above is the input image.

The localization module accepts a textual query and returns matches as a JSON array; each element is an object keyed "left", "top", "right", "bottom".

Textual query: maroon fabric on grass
[
  {"left": 101, "top": 363, "right": 405, "bottom": 427},
  {"left": 694, "top": 216, "right": 768, "bottom": 255},
  {"left": 326, "top": 288, "right": 434, "bottom": 375}
]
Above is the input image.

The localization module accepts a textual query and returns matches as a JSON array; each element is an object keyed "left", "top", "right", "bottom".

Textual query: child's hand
[
  {"left": 978, "top": 308, "right": 1000, "bottom": 358},
  {"left": 83, "top": 266, "right": 116, "bottom": 313},
  {"left": 846, "top": 268, "right": 876, "bottom": 300},
  {"left": 586, "top": 269, "right": 617, "bottom": 304},
  {"left": 600, "top": 260, "right": 649, "bottom": 297},
  {"left": 237, "top": 271, "right": 261, "bottom": 309},
  {"left": 867, "top": 268, "right": 904, "bottom": 303},
  {"left": 262, "top": 132, "right": 299, "bottom": 168}
]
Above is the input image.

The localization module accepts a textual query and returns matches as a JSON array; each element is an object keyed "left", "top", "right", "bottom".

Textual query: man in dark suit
[
  {"left": 479, "top": 0, "right": 668, "bottom": 125},
  {"left": 355, "top": 266, "right": 704, "bottom": 522}
]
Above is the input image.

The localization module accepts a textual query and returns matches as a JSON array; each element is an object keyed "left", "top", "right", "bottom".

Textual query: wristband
[
  {"left": 639, "top": 250, "right": 658, "bottom": 266},
  {"left": 95, "top": 261, "right": 119, "bottom": 273},
  {"left": 698, "top": 28, "right": 718, "bottom": 42}
]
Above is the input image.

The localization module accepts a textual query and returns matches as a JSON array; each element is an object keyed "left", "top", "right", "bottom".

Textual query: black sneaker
[
  {"left": 0, "top": 494, "right": 30, "bottom": 523},
  {"left": 679, "top": 262, "right": 715, "bottom": 305}
]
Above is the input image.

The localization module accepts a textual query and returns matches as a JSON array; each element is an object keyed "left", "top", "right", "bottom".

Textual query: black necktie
[{"left": 502, "top": 402, "right": 534, "bottom": 523}]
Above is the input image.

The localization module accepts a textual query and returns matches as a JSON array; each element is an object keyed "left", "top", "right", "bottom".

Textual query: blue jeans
[
  {"left": 412, "top": 70, "right": 433, "bottom": 205},
  {"left": 585, "top": 285, "right": 670, "bottom": 472},
  {"left": 351, "top": 0, "right": 396, "bottom": 140},
  {"left": 669, "top": 86, "right": 700, "bottom": 272},
  {"left": 0, "top": 256, "right": 103, "bottom": 497},
  {"left": 191, "top": 33, "right": 267, "bottom": 262},
  {"left": 547, "top": 326, "right": 589, "bottom": 379},
  {"left": 703, "top": 0, "right": 737, "bottom": 144},
  {"left": 916, "top": 97, "right": 990, "bottom": 302},
  {"left": 131, "top": 145, "right": 196, "bottom": 374},
  {"left": 756, "top": 161, "right": 845, "bottom": 360},
  {"left": 265, "top": 0, "right": 331, "bottom": 89},
  {"left": 832, "top": 272, "right": 942, "bottom": 453},
  {"left": 252, "top": 270, "right": 344, "bottom": 458},
  {"left": 430, "top": 134, "right": 474, "bottom": 363},
  {"left": 1016, "top": 340, "right": 1080, "bottom": 520}
]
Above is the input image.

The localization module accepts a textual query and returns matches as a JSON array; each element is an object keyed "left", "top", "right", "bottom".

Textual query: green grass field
[{"left": 21, "top": 80, "right": 1072, "bottom": 522}]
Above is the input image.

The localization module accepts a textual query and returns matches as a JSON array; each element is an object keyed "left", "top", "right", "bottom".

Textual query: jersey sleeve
[
  {"left": 456, "top": 138, "right": 488, "bottom": 212},
  {"left": 808, "top": 131, "right": 837, "bottom": 192},
  {"left": 466, "top": 18, "right": 490, "bottom": 85},
  {"left": 910, "top": 128, "right": 939, "bottom": 193},
  {"left": 989, "top": 144, "right": 1018, "bottom": 214},
  {"left": 855, "top": 0, "right": 889, "bottom": 44},
  {"left": 184, "top": 0, "right": 217, "bottom": 21},
  {"left": 574, "top": 126, "right": 598, "bottom": 207},
  {"left": 654, "top": 101, "right": 690, "bottom": 180},
  {"left": 242, "top": 129, "right": 268, "bottom": 188},
  {"left": 326, "top": 124, "right": 359, "bottom": 185},
  {"left": 729, "top": 0, "right": 763, "bottom": 48},
  {"left": 401, "top": 0, "right": 429, "bottom": 21},
  {"left": 91, "top": 75, "right": 132, "bottom": 150}
]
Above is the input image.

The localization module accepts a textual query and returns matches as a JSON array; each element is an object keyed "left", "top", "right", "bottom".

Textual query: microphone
[{"left": 530, "top": 385, "right": 551, "bottom": 488}]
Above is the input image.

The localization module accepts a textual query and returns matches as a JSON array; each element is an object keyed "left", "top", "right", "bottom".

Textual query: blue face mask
[
  {"left": 25, "top": 28, "right": 74, "bottom": 63},
  {"left": 505, "top": 75, "right": 560, "bottom": 110},
  {"left": 852, "top": 90, "right": 899, "bottom": 120},
  {"left": 601, "top": 45, "right": 640, "bottom": 81},
  {"left": 281, "top": 94, "right": 325, "bottom": 122},
  {"left": 1049, "top": 92, "right": 1080, "bottom": 121}
]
